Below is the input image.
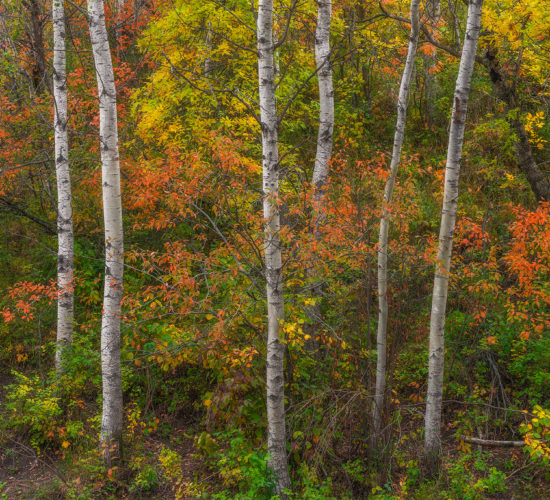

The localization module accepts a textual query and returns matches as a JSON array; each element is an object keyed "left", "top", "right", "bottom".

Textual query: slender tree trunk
[
  {"left": 53, "top": 0, "right": 74, "bottom": 374},
  {"left": 306, "top": 0, "right": 334, "bottom": 346},
  {"left": 509, "top": 118, "right": 550, "bottom": 201},
  {"left": 256, "top": 0, "right": 291, "bottom": 495},
  {"left": 373, "top": 0, "right": 420, "bottom": 443},
  {"left": 424, "top": 0, "right": 440, "bottom": 128},
  {"left": 25, "top": 0, "right": 47, "bottom": 93},
  {"left": 116, "top": 0, "right": 125, "bottom": 55},
  {"left": 482, "top": 51, "right": 550, "bottom": 201},
  {"left": 312, "top": 0, "right": 334, "bottom": 231},
  {"left": 87, "top": 0, "right": 124, "bottom": 466},
  {"left": 424, "top": 0, "right": 483, "bottom": 470}
]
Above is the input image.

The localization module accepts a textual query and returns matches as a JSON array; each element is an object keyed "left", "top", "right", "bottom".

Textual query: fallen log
[{"left": 463, "top": 437, "right": 524, "bottom": 448}]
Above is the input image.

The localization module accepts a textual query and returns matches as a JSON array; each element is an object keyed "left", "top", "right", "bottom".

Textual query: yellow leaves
[
  {"left": 483, "top": 0, "right": 550, "bottom": 85},
  {"left": 524, "top": 111, "right": 547, "bottom": 149},
  {"left": 500, "top": 172, "right": 519, "bottom": 190},
  {"left": 521, "top": 405, "right": 550, "bottom": 465},
  {"left": 282, "top": 320, "right": 307, "bottom": 348},
  {"left": 457, "top": 439, "right": 471, "bottom": 453},
  {"left": 20, "top": 383, "right": 30, "bottom": 392},
  {"left": 61, "top": 440, "right": 70, "bottom": 448}
]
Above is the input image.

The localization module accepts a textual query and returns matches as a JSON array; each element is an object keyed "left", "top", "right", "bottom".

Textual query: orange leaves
[
  {"left": 503, "top": 202, "right": 550, "bottom": 300},
  {"left": 1, "top": 309, "right": 14, "bottom": 322},
  {"left": 2, "top": 279, "right": 58, "bottom": 323},
  {"left": 419, "top": 44, "right": 435, "bottom": 57}
]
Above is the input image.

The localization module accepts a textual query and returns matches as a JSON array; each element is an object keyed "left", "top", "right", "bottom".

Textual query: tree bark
[
  {"left": 311, "top": 0, "right": 334, "bottom": 230},
  {"left": 424, "top": 0, "right": 483, "bottom": 471},
  {"left": 53, "top": 0, "right": 74, "bottom": 374},
  {"left": 87, "top": 0, "right": 124, "bottom": 466},
  {"left": 482, "top": 50, "right": 550, "bottom": 202},
  {"left": 306, "top": 0, "right": 334, "bottom": 347},
  {"left": 25, "top": 0, "right": 47, "bottom": 93},
  {"left": 256, "top": 0, "right": 291, "bottom": 495},
  {"left": 373, "top": 0, "right": 420, "bottom": 443},
  {"left": 509, "top": 117, "right": 550, "bottom": 201}
]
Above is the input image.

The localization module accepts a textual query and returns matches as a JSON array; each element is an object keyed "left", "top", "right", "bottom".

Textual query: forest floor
[
  {"left": 0, "top": 430, "right": 200, "bottom": 499},
  {"left": 1, "top": 369, "right": 549, "bottom": 499}
]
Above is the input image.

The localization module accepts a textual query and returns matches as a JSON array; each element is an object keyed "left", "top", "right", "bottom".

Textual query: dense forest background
[{"left": 0, "top": 0, "right": 549, "bottom": 498}]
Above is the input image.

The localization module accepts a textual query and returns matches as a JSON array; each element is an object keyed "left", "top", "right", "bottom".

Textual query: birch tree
[
  {"left": 424, "top": 0, "right": 483, "bottom": 469},
  {"left": 256, "top": 0, "right": 291, "bottom": 495},
  {"left": 53, "top": 0, "right": 74, "bottom": 374},
  {"left": 87, "top": 0, "right": 124, "bottom": 465},
  {"left": 306, "top": 0, "right": 334, "bottom": 343},
  {"left": 373, "top": 0, "right": 420, "bottom": 442},
  {"left": 311, "top": 0, "right": 334, "bottom": 241}
]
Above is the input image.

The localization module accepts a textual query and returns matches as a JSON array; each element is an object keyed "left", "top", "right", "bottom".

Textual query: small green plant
[
  {"left": 473, "top": 467, "right": 507, "bottom": 495},
  {"left": 343, "top": 458, "right": 367, "bottom": 485},
  {"left": 294, "top": 463, "right": 337, "bottom": 499},
  {"left": 403, "top": 459, "right": 421, "bottom": 493},
  {"left": 130, "top": 464, "right": 159, "bottom": 493},
  {"left": 3, "top": 371, "right": 62, "bottom": 449},
  {"left": 212, "top": 430, "right": 275, "bottom": 499}
]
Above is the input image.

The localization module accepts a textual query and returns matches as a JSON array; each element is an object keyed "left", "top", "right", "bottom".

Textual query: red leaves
[{"left": 2, "top": 279, "right": 58, "bottom": 323}]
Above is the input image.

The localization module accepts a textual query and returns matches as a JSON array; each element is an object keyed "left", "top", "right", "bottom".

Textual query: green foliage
[
  {"left": 439, "top": 454, "right": 507, "bottom": 500},
  {"left": 3, "top": 372, "right": 63, "bottom": 449},
  {"left": 206, "top": 430, "right": 276, "bottom": 499},
  {"left": 521, "top": 406, "right": 550, "bottom": 467},
  {"left": 130, "top": 464, "right": 160, "bottom": 493}
]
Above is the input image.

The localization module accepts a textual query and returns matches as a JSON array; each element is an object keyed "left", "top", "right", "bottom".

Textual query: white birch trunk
[
  {"left": 53, "top": 0, "right": 74, "bottom": 374},
  {"left": 257, "top": 0, "right": 291, "bottom": 495},
  {"left": 424, "top": 0, "right": 483, "bottom": 468},
  {"left": 373, "top": 0, "right": 420, "bottom": 441},
  {"left": 311, "top": 0, "right": 334, "bottom": 216},
  {"left": 87, "top": 0, "right": 124, "bottom": 465},
  {"left": 306, "top": 0, "right": 334, "bottom": 346}
]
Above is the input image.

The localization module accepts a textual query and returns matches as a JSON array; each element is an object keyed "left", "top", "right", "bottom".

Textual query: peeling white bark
[
  {"left": 53, "top": 0, "right": 74, "bottom": 374},
  {"left": 424, "top": 0, "right": 483, "bottom": 467},
  {"left": 312, "top": 0, "right": 334, "bottom": 220},
  {"left": 257, "top": 0, "right": 291, "bottom": 495},
  {"left": 306, "top": 0, "right": 334, "bottom": 347},
  {"left": 87, "top": 0, "right": 124, "bottom": 465},
  {"left": 373, "top": 0, "right": 420, "bottom": 442}
]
